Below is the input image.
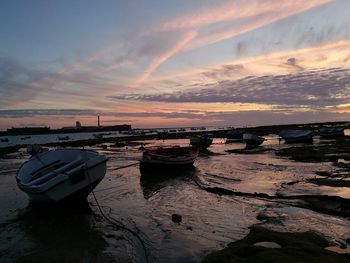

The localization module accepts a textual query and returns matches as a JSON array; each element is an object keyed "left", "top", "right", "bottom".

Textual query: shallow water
[{"left": 0, "top": 136, "right": 350, "bottom": 262}]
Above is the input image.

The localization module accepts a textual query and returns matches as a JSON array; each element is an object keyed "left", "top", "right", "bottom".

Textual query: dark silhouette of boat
[
  {"left": 243, "top": 133, "right": 265, "bottom": 147},
  {"left": 279, "top": 130, "right": 314, "bottom": 143},
  {"left": 140, "top": 146, "right": 199, "bottom": 174},
  {"left": 190, "top": 133, "right": 213, "bottom": 150},
  {"left": 318, "top": 127, "right": 345, "bottom": 138}
]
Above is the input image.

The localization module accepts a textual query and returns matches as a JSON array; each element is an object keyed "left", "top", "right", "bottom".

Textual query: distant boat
[
  {"left": 58, "top": 135, "right": 70, "bottom": 141},
  {"left": 226, "top": 129, "right": 245, "bottom": 141},
  {"left": 243, "top": 133, "right": 265, "bottom": 147},
  {"left": 140, "top": 146, "right": 199, "bottom": 173},
  {"left": 16, "top": 147, "right": 107, "bottom": 202},
  {"left": 190, "top": 133, "right": 213, "bottom": 150},
  {"left": 279, "top": 130, "right": 314, "bottom": 143},
  {"left": 20, "top": 136, "right": 31, "bottom": 140},
  {"left": 0, "top": 138, "right": 8, "bottom": 142},
  {"left": 319, "top": 127, "right": 345, "bottom": 138}
]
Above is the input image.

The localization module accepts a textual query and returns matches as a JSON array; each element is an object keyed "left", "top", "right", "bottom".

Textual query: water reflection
[
  {"left": 3, "top": 202, "right": 111, "bottom": 262},
  {"left": 140, "top": 167, "right": 196, "bottom": 199}
]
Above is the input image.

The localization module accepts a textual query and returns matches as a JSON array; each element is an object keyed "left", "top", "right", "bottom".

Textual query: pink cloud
[
  {"left": 160, "top": 0, "right": 332, "bottom": 32},
  {"left": 136, "top": 31, "right": 198, "bottom": 83}
]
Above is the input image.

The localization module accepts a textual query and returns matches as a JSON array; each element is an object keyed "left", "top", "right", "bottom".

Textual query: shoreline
[{"left": 1, "top": 121, "right": 349, "bottom": 156}]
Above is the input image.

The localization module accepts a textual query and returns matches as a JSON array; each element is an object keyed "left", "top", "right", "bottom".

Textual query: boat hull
[
  {"left": 190, "top": 137, "right": 213, "bottom": 150},
  {"left": 140, "top": 146, "right": 198, "bottom": 174},
  {"left": 243, "top": 133, "right": 265, "bottom": 147},
  {"left": 319, "top": 128, "right": 345, "bottom": 138},
  {"left": 279, "top": 130, "right": 314, "bottom": 144},
  {"left": 17, "top": 149, "right": 107, "bottom": 202},
  {"left": 283, "top": 135, "right": 313, "bottom": 143},
  {"left": 244, "top": 139, "right": 264, "bottom": 147}
]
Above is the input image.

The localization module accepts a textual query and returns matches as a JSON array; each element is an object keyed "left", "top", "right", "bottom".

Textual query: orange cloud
[{"left": 145, "top": 39, "right": 350, "bottom": 87}]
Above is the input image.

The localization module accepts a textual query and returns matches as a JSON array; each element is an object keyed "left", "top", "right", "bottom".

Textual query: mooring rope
[{"left": 85, "top": 167, "right": 150, "bottom": 263}]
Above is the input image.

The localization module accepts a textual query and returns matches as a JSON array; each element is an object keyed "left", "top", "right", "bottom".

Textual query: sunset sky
[{"left": 0, "top": 0, "right": 349, "bottom": 129}]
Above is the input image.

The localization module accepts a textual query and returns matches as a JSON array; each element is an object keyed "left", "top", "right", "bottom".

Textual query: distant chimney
[
  {"left": 76, "top": 121, "right": 81, "bottom": 129},
  {"left": 97, "top": 115, "right": 100, "bottom": 128}
]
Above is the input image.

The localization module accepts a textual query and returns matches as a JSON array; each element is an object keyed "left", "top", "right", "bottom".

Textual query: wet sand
[{"left": 1, "top": 135, "right": 350, "bottom": 262}]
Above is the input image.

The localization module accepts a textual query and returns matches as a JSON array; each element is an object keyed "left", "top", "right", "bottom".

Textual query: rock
[{"left": 172, "top": 214, "right": 182, "bottom": 223}]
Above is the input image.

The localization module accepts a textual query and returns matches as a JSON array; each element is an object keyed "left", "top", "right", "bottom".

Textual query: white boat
[
  {"left": 16, "top": 147, "right": 107, "bottom": 202},
  {"left": 243, "top": 133, "right": 265, "bottom": 147},
  {"left": 140, "top": 146, "right": 199, "bottom": 173},
  {"left": 279, "top": 130, "right": 314, "bottom": 143}
]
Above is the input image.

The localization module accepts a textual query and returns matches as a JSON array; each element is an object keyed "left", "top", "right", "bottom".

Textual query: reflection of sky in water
[
  {"left": 345, "top": 129, "right": 350, "bottom": 136},
  {"left": 0, "top": 136, "right": 350, "bottom": 261}
]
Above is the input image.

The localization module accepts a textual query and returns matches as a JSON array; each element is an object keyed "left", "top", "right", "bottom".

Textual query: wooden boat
[
  {"left": 140, "top": 146, "right": 199, "bottom": 173},
  {"left": 190, "top": 133, "right": 213, "bottom": 150},
  {"left": 318, "top": 127, "right": 345, "bottom": 138},
  {"left": 279, "top": 130, "right": 314, "bottom": 143},
  {"left": 16, "top": 147, "right": 107, "bottom": 202},
  {"left": 243, "top": 133, "right": 265, "bottom": 147}
]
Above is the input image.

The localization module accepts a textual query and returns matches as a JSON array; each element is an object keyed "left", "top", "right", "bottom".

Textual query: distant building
[
  {"left": 76, "top": 121, "right": 81, "bottom": 129},
  {"left": 59, "top": 124, "right": 132, "bottom": 133}
]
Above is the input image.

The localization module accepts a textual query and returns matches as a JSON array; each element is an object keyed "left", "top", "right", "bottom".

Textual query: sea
[{"left": 0, "top": 130, "right": 350, "bottom": 262}]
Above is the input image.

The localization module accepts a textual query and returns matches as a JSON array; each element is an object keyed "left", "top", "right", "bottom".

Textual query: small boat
[
  {"left": 16, "top": 147, "right": 107, "bottom": 202},
  {"left": 190, "top": 133, "right": 213, "bottom": 150},
  {"left": 243, "top": 133, "right": 265, "bottom": 147},
  {"left": 58, "top": 135, "right": 70, "bottom": 141},
  {"left": 279, "top": 130, "right": 314, "bottom": 143},
  {"left": 318, "top": 127, "right": 345, "bottom": 138},
  {"left": 226, "top": 129, "right": 245, "bottom": 141},
  {"left": 140, "top": 146, "right": 199, "bottom": 173},
  {"left": 21, "top": 136, "right": 31, "bottom": 140},
  {"left": 0, "top": 138, "right": 8, "bottom": 142}
]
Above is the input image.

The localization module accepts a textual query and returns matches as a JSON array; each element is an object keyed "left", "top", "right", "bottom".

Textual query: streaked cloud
[
  {"left": 1, "top": 0, "right": 349, "bottom": 129},
  {"left": 160, "top": 0, "right": 332, "bottom": 31},
  {"left": 0, "top": 109, "right": 98, "bottom": 118},
  {"left": 112, "top": 67, "right": 350, "bottom": 108},
  {"left": 136, "top": 31, "right": 197, "bottom": 83},
  {"left": 159, "top": 0, "right": 333, "bottom": 52}
]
